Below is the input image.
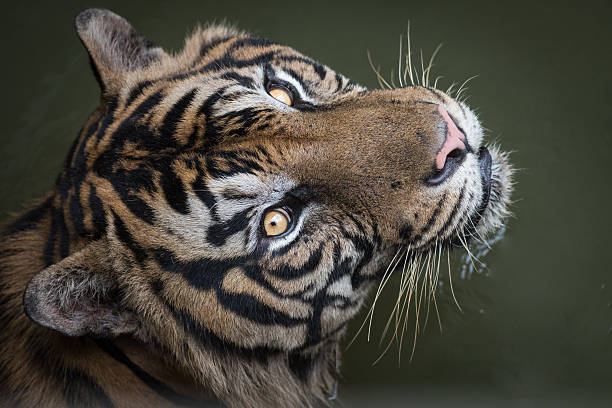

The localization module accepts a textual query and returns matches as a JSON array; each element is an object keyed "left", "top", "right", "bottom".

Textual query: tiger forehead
[
  {"left": 76, "top": 32, "right": 365, "bottom": 171},
  {"left": 120, "top": 31, "right": 359, "bottom": 104}
]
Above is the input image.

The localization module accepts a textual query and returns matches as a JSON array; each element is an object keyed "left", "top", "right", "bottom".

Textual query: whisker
[
  {"left": 390, "top": 69, "right": 398, "bottom": 89},
  {"left": 398, "top": 35, "right": 404, "bottom": 88},
  {"left": 379, "top": 247, "right": 411, "bottom": 346},
  {"left": 373, "top": 249, "right": 412, "bottom": 365},
  {"left": 468, "top": 216, "right": 491, "bottom": 249},
  {"left": 433, "top": 75, "right": 443, "bottom": 90},
  {"left": 455, "top": 74, "right": 479, "bottom": 100},
  {"left": 458, "top": 231, "right": 485, "bottom": 268},
  {"left": 367, "top": 51, "right": 393, "bottom": 90},
  {"left": 406, "top": 22, "right": 415, "bottom": 86},
  {"left": 347, "top": 246, "right": 404, "bottom": 348},
  {"left": 447, "top": 249, "right": 462, "bottom": 311},
  {"left": 366, "top": 247, "right": 404, "bottom": 340},
  {"left": 420, "top": 49, "right": 425, "bottom": 86},
  {"left": 424, "top": 43, "right": 443, "bottom": 88}
]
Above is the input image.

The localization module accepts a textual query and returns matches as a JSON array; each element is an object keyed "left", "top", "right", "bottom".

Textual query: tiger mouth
[
  {"left": 415, "top": 144, "right": 511, "bottom": 252},
  {"left": 457, "top": 146, "right": 493, "bottom": 241},
  {"left": 462, "top": 143, "right": 513, "bottom": 242}
]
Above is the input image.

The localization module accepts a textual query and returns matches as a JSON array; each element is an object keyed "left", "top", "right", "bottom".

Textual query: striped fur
[{"left": 0, "top": 8, "right": 513, "bottom": 408}]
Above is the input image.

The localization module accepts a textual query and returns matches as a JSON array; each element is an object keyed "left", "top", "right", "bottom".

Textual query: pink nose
[{"left": 435, "top": 105, "right": 466, "bottom": 170}]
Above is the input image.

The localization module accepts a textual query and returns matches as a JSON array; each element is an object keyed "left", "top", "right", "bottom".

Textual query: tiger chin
[{"left": 0, "top": 8, "right": 512, "bottom": 408}]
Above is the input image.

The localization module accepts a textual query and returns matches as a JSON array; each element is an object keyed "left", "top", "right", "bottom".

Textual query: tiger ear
[
  {"left": 75, "top": 8, "right": 167, "bottom": 93},
  {"left": 23, "top": 240, "right": 137, "bottom": 338}
]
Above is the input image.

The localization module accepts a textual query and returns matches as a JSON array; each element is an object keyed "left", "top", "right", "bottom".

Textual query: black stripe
[
  {"left": 112, "top": 212, "right": 147, "bottom": 264},
  {"left": 199, "top": 36, "right": 234, "bottom": 57},
  {"left": 172, "top": 38, "right": 277, "bottom": 82},
  {"left": 63, "top": 367, "right": 115, "bottom": 408},
  {"left": 334, "top": 73, "right": 344, "bottom": 93},
  {"left": 223, "top": 37, "right": 276, "bottom": 54},
  {"left": 426, "top": 87, "right": 446, "bottom": 104},
  {"left": 414, "top": 193, "right": 447, "bottom": 241},
  {"left": 201, "top": 50, "right": 276, "bottom": 72},
  {"left": 399, "top": 223, "right": 413, "bottom": 241},
  {"left": 103, "top": 90, "right": 165, "bottom": 152},
  {"left": 282, "top": 67, "right": 313, "bottom": 97},
  {"left": 218, "top": 289, "right": 306, "bottom": 326},
  {"left": 305, "top": 253, "right": 355, "bottom": 346},
  {"left": 99, "top": 167, "right": 156, "bottom": 226},
  {"left": 267, "top": 243, "right": 324, "bottom": 280},
  {"left": 215, "top": 107, "right": 273, "bottom": 137},
  {"left": 277, "top": 55, "right": 326, "bottom": 80},
  {"left": 95, "top": 96, "right": 120, "bottom": 140},
  {"left": 219, "top": 71, "right": 255, "bottom": 89},
  {"left": 206, "top": 206, "right": 254, "bottom": 246},
  {"left": 160, "top": 166, "right": 189, "bottom": 215},
  {"left": 153, "top": 249, "right": 304, "bottom": 327},
  {"left": 126, "top": 80, "right": 154, "bottom": 106},
  {"left": 6, "top": 196, "right": 52, "bottom": 234},
  {"left": 89, "top": 185, "right": 107, "bottom": 239},
  {"left": 313, "top": 63, "right": 326, "bottom": 80},
  {"left": 123, "top": 194, "right": 155, "bottom": 225},
  {"left": 153, "top": 282, "right": 277, "bottom": 361},
  {"left": 205, "top": 154, "right": 263, "bottom": 179},
  {"left": 94, "top": 339, "right": 204, "bottom": 407},
  {"left": 350, "top": 233, "right": 375, "bottom": 289},
  {"left": 160, "top": 88, "right": 198, "bottom": 142},
  {"left": 288, "top": 353, "right": 315, "bottom": 382},
  {"left": 197, "top": 86, "right": 228, "bottom": 145},
  {"left": 153, "top": 248, "right": 237, "bottom": 289},
  {"left": 56, "top": 207, "right": 70, "bottom": 259},
  {"left": 69, "top": 189, "right": 87, "bottom": 237},
  {"left": 438, "top": 184, "right": 467, "bottom": 238}
]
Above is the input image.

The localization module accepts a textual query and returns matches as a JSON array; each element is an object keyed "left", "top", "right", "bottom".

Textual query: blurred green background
[{"left": 1, "top": 0, "right": 611, "bottom": 406}]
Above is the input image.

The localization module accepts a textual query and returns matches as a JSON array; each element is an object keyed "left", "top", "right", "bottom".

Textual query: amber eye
[
  {"left": 267, "top": 85, "right": 294, "bottom": 106},
  {"left": 262, "top": 208, "right": 292, "bottom": 237}
]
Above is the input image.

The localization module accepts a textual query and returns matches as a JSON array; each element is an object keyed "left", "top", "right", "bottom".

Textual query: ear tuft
[
  {"left": 75, "top": 8, "right": 166, "bottom": 92},
  {"left": 23, "top": 241, "right": 137, "bottom": 338}
]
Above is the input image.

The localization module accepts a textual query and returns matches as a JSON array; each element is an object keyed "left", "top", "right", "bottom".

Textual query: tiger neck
[{"left": 0, "top": 196, "right": 213, "bottom": 407}]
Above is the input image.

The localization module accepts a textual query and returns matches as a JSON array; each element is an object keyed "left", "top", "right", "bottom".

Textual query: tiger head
[{"left": 22, "top": 9, "right": 512, "bottom": 406}]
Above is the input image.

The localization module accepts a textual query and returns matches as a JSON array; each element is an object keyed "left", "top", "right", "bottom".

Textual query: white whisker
[
  {"left": 455, "top": 74, "right": 478, "bottom": 100},
  {"left": 398, "top": 35, "right": 404, "bottom": 87},
  {"left": 367, "top": 51, "right": 393, "bottom": 90},
  {"left": 424, "top": 43, "right": 443, "bottom": 87},
  {"left": 406, "top": 22, "right": 415, "bottom": 86}
]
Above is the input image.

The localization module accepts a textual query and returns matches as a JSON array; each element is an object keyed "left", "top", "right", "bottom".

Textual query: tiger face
[{"left": 21, "top": 8, "right": 512, "bottom": 405}]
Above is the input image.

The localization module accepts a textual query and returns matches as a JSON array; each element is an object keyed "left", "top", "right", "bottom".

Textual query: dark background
[{"left": 1, "top": 1, "right": 611, "bottom": 406}]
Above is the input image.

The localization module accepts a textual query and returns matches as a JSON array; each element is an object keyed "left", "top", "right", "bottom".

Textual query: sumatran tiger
[{"left": 0, "top": 8, "right": 513, "bottom": 408}]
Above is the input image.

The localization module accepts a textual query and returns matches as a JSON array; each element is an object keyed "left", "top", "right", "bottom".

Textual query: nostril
[
  {"left": 446, "top": 148, "right": 465, "bottom": 160},
  {"left": 427, "top": 147, "right": 467, "bottom": 185}
]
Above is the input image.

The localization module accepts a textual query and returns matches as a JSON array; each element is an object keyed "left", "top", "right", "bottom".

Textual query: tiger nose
[
  {"left": 426, "top": 106, "right": 468, "bottom": 184},
  {"left": 435, "top": 105, "right": 467, "bottom": 170}
]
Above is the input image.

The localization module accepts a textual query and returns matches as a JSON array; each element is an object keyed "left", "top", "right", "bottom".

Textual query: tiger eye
[
  {"left": 263, "top": 208, "right": 291, "bottom": 236},
  {"left": 268, "top": 86, "right": 293, "bottom": 106}
]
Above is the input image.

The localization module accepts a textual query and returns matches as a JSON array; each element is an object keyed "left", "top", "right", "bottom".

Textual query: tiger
[{"left": 0, "top": 8, "right": 513, "bottom": 408}]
